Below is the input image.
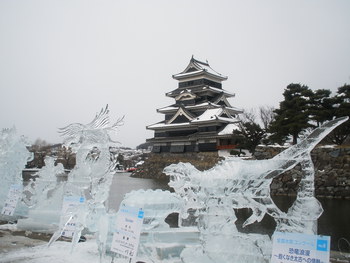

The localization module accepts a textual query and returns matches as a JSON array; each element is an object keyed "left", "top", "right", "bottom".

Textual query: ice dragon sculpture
[
  {"left": 48, "top": 105, "right": 124, "bottom": 255},
  {"left": 163, "top": 117, "right": 348, "bottom": 263},
  {"left": 0, "top": 127, "right": 32, "bottom": 220}
]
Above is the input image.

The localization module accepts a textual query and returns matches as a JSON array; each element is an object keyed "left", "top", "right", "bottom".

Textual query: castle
[{"left": 147, "top": 57, "right": 242, "bottom": 153}]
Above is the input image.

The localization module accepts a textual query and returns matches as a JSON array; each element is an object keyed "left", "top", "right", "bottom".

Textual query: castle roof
[
  {"left": 166, "top": 85, "right": 235, "bottom": 98},
  {"left": 172, "top": 57, "right": 228, "bottom": 81},
  {"left": 157, "top": 102, "right": 242, "bottom": 115},
  {"left": 147, "top": 107, "right": 239, "bottom": 130}
]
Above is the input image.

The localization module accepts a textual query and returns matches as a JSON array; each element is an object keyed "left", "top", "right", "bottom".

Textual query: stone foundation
[
  {"left": 254, "top": 145, "right": 350, "bottom": 199},
  {"left": 134, "top": 146, "right": 350, "bottom": 199},
  {"left": 132, "top": 152, "right": 222, "bottom": 180}
]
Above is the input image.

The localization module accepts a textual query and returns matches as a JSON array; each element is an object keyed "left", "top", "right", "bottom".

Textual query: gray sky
[{"left": 1, "top": 0, "right": 350, "bottom": 148}]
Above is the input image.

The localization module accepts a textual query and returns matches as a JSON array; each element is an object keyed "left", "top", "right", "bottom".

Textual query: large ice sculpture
[
  {"left": 0, "top": 127, "right": 32, "bottom": 220},
  {"left": 17, "top": 156, "right": 66, "bottom": 232},
  {"left": 107, "top": 189, "right": 200, "bottom": 262},
  {"left": 47, "top": 105, "right": 123, "bottom": 255},
  {"left": 163, "top": 117, "right": 348, "bottom": 263}
]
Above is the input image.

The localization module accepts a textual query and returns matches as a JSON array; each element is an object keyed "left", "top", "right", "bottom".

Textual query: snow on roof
[
  {"left": 166, "top": 86, "right": 235, "bottom": 98},
  {"left": 157, "top": 103, "right": 242, "bottom": 116},
  {"left": 157, "top": 105, "right": 178, "bottom": 112},
  {"left": 173, "top": 57, "right": 228, "bottom": 80},
  {"left": 191, "top": 108, "right": 239, "bottom": 124},
  {"left": 209, "top": 86, "right": 235, "bottom": 97},
  {"left": 193, "top": 108, "right": 222, "bottom": 122},
  {"left": 218, "top": 123, "right": 241, "bottom": 135},
  {"left": 147, "top": 121, "right": 191, "bottom": 129}
]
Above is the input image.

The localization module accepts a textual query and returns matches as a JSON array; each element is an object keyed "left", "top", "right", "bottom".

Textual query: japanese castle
[{"left": 147, "top": 57, "right": 242, "bottom": 153}]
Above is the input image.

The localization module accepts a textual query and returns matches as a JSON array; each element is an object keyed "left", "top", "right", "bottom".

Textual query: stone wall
[
  {"left": 132, "top": 152, "right": 222, "bottom": 180},
  {"left": 134, "top": 147, "right": 350, "bottom": 199},
  {"left": 254, "top": 145, "right": 350, "bottom": 199}
]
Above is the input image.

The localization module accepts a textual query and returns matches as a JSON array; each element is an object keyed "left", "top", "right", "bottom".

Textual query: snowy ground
[
  {"left": 0, "top": 224, "right": 127, "bottom": 263},
  {"left": 1, "top": 223, "right": 349, "bottom": 263}
]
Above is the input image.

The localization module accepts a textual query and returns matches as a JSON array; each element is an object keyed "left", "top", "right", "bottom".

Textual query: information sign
[
  {"left": 271, "top": 231, "right": 330, "bottom": 263},
  {"left": 60, "top": 196, "right": 85, "bottom": 238},
  {"left": 1, "top": 184, "right": 22, "bottom": 216},
  {"left": 110, "top": 205, "right": 144, "bottom": 260}
]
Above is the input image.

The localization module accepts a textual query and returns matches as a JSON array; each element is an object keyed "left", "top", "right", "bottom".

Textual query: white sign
[
  {"left": 271, "top": 232, "right": 330, "bottom": 263},
  {"left": 110, "top": 205, "right": 144, "bottom": 260},
  {"left": 1, "top": 184, "right": 22, "bottom": 216},
  {"left": 60, "top": 196, "right": 85, "bottom": 238}
]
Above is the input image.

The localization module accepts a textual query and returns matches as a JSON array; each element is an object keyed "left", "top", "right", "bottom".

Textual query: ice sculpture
[
  {"left": 48, "top": 105, "right": 124, "bottom": 256},
  {"left": 107, "top": 189, "right": 199, "bottom": 262},
  {"left": 17, "top": 156, "right": 66, "bottom": 232},
  {"left": 120, "top": 189, "right": 184, "bottom": 230},
  {"left": 0, "top": 127, "right": 32, "bottom": 220},
  {"left": 163, "top": 117, "right": 348, "bottom": 263}
]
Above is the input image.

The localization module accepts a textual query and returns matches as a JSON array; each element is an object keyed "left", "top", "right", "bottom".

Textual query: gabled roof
[
  {"left": 167, "top": 106, "right": 195, "bottom": 124},
  {"left": 191, "top": 108, "right": 240, "bottom": 124},
  {"left": 212, "top": 93, "right": 232, "bottom": 107},
  {"left": 166, "top": 85, "right": 235, "bottom": 98},
  {"left": 157, "top": 102, "right": 242, "bottom": 115},
  {"left": 173, "top": 56, "right": 228, "bottom": 81},
  {"left": 147, "top": 107, "right": 240, "bottom": 130},
  {"left": 175, "top": 90, "right": 197, "bottom": 101}
]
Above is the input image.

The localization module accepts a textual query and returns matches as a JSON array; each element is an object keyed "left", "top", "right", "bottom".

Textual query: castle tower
[{"left": 147, "top": 57, "right": 242, "bottom": 153}]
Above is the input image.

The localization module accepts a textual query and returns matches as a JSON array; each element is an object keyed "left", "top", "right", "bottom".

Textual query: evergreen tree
[
  {"left": 328, "top": 84, "right": 350, "bottom": 144},
  {"left": 237, "top": 122, "right": 265, "bottom": 154},
  {"left": 309, "top": 89, "right": 335, "bottom": 126},
  {"left": 235, "top": 107, "right": 273, "bottom": 154},
  {"left": 269, "top": 83, "right": 313, "bottom": 145}
]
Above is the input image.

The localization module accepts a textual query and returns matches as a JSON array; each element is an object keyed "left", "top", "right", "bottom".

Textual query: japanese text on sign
[
  {"left": 1, "top": 184, "right": 22, "bottom": 216},
  {"left": 60, "top": 196, "right": 85, "bottom": 238},
  {"left": 271, "top": 232, "right": 330, "bottom": 263},
  {"left": 110, "top": 205, "right": 144, "bottom": 260}
]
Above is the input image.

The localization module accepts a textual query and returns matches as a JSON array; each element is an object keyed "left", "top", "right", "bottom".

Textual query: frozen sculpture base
[{"left": 121, "top": 117, "right": 347, "bottom": 263}]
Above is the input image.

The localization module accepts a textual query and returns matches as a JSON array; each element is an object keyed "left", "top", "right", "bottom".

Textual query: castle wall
[{"left": 254, "top": 145, "right": 350, "bottom": 199}]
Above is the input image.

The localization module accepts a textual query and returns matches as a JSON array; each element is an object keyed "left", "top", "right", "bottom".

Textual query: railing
[{"left": 216, "top": 144, "right": 237, "bottom": 150}]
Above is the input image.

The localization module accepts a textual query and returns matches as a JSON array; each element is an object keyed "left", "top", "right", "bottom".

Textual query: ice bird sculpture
[
  {"left": 49, "top": 105, "right": 124, "bottom": 257},
  {"left": 164, "top": 117, "right": 348, "bottom": 263}
]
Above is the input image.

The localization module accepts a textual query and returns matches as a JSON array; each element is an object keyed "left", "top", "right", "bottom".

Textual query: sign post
[
  {"left": 271, "top": 232, "right": 331, "bottom": 263},
  {"left": 110, "top": 205, "right": 144, "bottom": 261}
]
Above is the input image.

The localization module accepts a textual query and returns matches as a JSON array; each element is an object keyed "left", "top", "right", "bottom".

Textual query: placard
[
  {"left": 271, "top": 231, "right": 330, "bottom": 263},
  {"left": 60, "top": 196, "right": 85, "bottom": 238},
  {"left": 1, "top": 184, "right": 22, "bottom": 216},
  {"left": 110, "top": 205, "right": 144, "bottom": 260}
]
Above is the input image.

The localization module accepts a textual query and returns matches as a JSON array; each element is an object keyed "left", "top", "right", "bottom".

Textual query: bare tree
[
  {"left": 236, "top": 106, "right": 274, "bottom": 154},
  {"left": 259, "top": 105, "right": 275, "bottom": 130},
  {"left": 240, "top": 108, "right": 258, "bottom": 124}
]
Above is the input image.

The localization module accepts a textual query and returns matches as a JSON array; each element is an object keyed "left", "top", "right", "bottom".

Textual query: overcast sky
[{"left": 1, "top": 0, "right": 350, "bottom": 148}]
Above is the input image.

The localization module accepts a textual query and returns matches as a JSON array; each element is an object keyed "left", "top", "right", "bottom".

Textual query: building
[{"left": 147, "top": 57, "right": 242, "bottom": 153}]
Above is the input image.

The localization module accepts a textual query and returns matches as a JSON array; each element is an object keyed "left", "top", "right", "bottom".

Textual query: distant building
[{"left": 147, "top": 57, "right": 242, "bottom": 153}]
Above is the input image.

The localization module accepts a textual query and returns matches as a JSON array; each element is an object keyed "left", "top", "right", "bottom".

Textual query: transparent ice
[
  {"left": 107, "top": 189, "right": 199, "bottom": 262},
  {"left": 0, "top": 127, "right": 32, "bottom": 220},
  {"left": 162, "top": 117, "right": 348, "bottom": 263},
  {"left": 17, "top": 156, "right": 66, "bottom": 232},
  {"left": 45, "top": 105, "right": 123, "bottom": 256}
]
